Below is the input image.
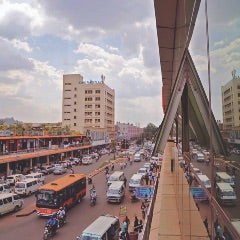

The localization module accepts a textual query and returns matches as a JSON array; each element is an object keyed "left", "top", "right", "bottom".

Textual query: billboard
[
  {"left": 135, "top": 186, "right": 154, "bottom": 199},
  {"left": 190, "top": 187, "right": 208, "bottom": 201}
]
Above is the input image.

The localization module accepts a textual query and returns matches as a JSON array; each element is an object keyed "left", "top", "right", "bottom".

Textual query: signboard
[
  {"left": 190, "top": 187, "right": 208, "bottom": 201},
  {"left": 135, "top": 187, "right": 154, "bottom": 199}
]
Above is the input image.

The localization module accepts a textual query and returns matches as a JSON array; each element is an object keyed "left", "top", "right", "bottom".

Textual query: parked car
[
  {"left": 82, "top": 156, "right": 93, "bottom": 165},
  {"left": 53, "top": 166, "right": 67, "bottom": 175},
  {"left": 73, "top": 157, "right": 81, "bottom": 165},
  {"left": 40, "top": 165, "right": 54, "bottom": 175}
]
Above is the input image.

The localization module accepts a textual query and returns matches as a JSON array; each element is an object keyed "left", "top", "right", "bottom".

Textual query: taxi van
[
  {"left": 0, "top": 183, "right": 11, "bottom": 193},
  {"left": 215, "top": 172, "right": 235, "bottom": 187},
  {"left": 106, "top": 181, "right": 125, "bottom": 203},
  {"left": 14, "top": 178, "right": 42, "bottom": 196},
  {"left": 128, "top": 174, "right": 144, "bottom": 192},
  {"left": 216, "top": 182, "right": 237, "bottom": 206},
  {"left": 197, "top": 174, "right": 211, "bottom": 190},
  {"left": 0, "top": 192, "right": 23, "bottom": 215},
  {"left": 6, "top": 174, "right": 25, "bottom": 185},
  {"left": 107, "top": 171, "right": 125, "bottom": 186},
  {"left": 25, "top": 172, "right": 45, "bottom": 184},
  {"left": 76, "top": 214, "right": 120, "bottom": 240}
]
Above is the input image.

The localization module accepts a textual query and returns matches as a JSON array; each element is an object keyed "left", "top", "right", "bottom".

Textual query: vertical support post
[{"left": 181, "top": 83, "right": 189, "bottom": 153}]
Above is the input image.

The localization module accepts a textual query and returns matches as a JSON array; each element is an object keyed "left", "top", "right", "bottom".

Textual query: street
[{"left": 0, "top": 153, "right": 149, "bottom": 240}]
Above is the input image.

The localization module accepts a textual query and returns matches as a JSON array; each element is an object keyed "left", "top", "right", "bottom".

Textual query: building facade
[
  {"left": 116, "top": 122, "right": 143, "bottom": 140},
  {"left": 62, "top": 74, "right": 115, "bottom": 144},
  {"left": 221, "top": 73, "right": 240, "bottom": 146}
]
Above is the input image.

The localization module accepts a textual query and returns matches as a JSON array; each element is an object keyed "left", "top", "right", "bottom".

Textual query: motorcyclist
[
  {"left": 57, "top": 207, "right": 66, "bottom": 226},
  {"left": 46, "top": 214, "right": 58, "bottom": 234},
  {"left": 90, "top": 189, "right": 97, "bottom": 205},
  {"left": 57, "top": 207, "right": 66, "bottom": 218}
]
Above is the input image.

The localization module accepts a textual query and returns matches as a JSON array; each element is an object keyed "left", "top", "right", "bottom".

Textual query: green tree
[{"left": 143, "top": 123, "right": 158, "bottom": 140}]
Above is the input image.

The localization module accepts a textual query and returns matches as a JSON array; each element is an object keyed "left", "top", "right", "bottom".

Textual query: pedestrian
[
  {"left": 122, "top": 218, "right": 130, "bottom": 240},
  {"left": 145, "top": 173, "right": 149, "bottom": 185},
  {"left": 70, "top": 168, "right": 74, "bottom": 174},
  {"left": 134, "top": 216, "right": 139, "bottom": 232},
  {"left": 138, "top": 219, "right": 143, "bottom": 233},
  {"left": 106, "top": 173, "right": 110, "bottom": 182},
  {"left": 124, "top": 176, "right": 127, "bottom": 188},
  {"left": 141, "top": 201, "right": 146, "bottom": 219},
  {"left": 111, "top": 164, "right": 114, "bottom": 171}
]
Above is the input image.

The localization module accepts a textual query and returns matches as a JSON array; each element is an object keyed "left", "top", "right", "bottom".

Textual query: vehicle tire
[
  {"left": 14, "top": 205, "right": 20, "bottom": 212},
  {"left": 77, "top": 196, "right": 81, "bottom": 204},
  {"left": 42, "top": 233, "right": 49, "bottom": 240}
]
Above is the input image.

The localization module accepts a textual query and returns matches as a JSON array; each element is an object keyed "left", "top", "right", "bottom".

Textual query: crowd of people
[{"left": 118, "top": 215, "right": 143, "bottom": 240}]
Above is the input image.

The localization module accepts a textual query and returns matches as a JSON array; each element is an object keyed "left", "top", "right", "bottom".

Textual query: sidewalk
[{"left": 149, "top": 142, "right": 209, "bottom": 240}]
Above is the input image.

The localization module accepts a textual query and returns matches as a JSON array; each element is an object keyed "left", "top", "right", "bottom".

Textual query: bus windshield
[{"left": 36, "top": 190, "right": 59, "bottom": 207}]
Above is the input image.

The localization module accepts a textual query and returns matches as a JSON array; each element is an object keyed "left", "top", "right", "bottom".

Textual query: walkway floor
[{"left": 149, "top": 142, "right": 210, "bottom": 240}]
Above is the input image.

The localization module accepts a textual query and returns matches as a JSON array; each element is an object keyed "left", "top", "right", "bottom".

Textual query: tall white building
[
  {"left": 62, "top": 74, "right": 115, "bottom": 144},
  {"left": 221, "top": 72, "right": 240, "bottom": 146}
]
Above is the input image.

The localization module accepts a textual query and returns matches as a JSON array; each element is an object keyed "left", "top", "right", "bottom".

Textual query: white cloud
[
  {"left": 0, "top": 0, "right": 238, "bottom": 127},
  {"left": 10, "top": 38, "right": 32, "bottom": 52}
]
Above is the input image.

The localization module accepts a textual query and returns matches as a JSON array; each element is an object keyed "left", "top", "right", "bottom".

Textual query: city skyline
[{"left": 0, "top": 1, "right": 239, "bottom": 127}]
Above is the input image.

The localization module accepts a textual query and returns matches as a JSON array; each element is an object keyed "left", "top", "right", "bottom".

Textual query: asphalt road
[{"left": 0, "top": 153, "right": 147, "bottom": 240}]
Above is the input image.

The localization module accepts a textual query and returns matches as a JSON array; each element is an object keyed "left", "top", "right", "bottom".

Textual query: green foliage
[{"left": 143, "top": 123, "right": 158, "bottom": 140}]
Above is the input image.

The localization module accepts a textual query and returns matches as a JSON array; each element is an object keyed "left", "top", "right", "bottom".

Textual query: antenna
[{"left": 101, "top": 74, "right": 105, "bottom": 83}]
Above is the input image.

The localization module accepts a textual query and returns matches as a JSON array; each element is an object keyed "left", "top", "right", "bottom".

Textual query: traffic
[{"left": 0, "top": 142, "right": 161, "bottom": 240}]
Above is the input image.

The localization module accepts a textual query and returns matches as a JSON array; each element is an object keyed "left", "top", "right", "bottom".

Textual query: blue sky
[{"left": 0, "top": 0, "right": 239, "bottom": 127}]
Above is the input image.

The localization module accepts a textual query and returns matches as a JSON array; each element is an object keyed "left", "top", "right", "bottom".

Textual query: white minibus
[
  {"left": 6, "top": 174, "right": 25, "bottom": 185},
  {"left": 106, "top": 181, "right": 125, "bottom": 203},
  {"left": 197, "top": 174, "right": 211, "bottom": 190},
  {"left": 107, "top": 171, "right": 125, "bottom": 186},
  {"left": 129, "top": 174, "right": 143, "bottom": 192},
  {"left": 25, "top": 172, "right": 45, "bottom": 184},
  {"left": 216, "top": 182, "right": 237, "bottom": 206},
  {"left": 76, "top": 214, "right": 120, "bottom": 240},
  {"left": 215, "top": 172, "right": 235, "bottom": 187},
  {"left": 0, "top": 183, "right": 11, "bottom": 193},
  {"left": 0, "top": 192, "right": 23, "bottom": 215},
  {"left": 14, "top": 178, "right": 42, "bottom": 196}
]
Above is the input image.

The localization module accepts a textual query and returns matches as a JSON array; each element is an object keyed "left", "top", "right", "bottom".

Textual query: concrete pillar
[
  {"left": 46, "top": 155, "right": 50, "bottom": 165},
  {"left": 30, "top": 158, "right": 33, "bottom": 169},
  {"left": 6, "top": 162, "right": 10, "bottom": 176}
]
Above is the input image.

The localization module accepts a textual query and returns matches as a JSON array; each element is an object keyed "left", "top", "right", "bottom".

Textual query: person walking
[
  {"left": 141, "top": 202, "right": 146, "bottom": 219},
  {"left": 133, "top": 216, "right": 139, "bottom": 232},
  {"left": 124, "top": 176, "right": 127, "bottom": 188}
]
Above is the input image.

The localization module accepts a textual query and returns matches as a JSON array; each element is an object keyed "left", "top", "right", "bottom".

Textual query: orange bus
[{"left": 35, "top": 174, "right": 86, "bottom": 217}]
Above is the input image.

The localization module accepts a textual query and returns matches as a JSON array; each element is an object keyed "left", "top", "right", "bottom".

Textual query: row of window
[
  {"left": 63, "top": 119, "right": 101, "bottom": 123},
  {"left": 85, "top": 90, "right": 101, "bottom": 94},
  {"left": 85, "top": 97, "right": 101, "bottom": 101}
]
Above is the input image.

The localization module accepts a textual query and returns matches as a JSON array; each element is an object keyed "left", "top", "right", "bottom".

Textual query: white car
[
  {"left": 82, "top": 156, "right": 93, "bottom": 165},
  {"left": 137, "top": 168, "right": 147, "bottom": 176}
]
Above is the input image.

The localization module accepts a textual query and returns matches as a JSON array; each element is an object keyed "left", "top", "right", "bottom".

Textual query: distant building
[
  {"left": 221, "top": 72, "right": 240, "bottom": 147},
  {"left": 62, "top": 74, "right": 115, "bottom": 145},
  {"left": 116, "top": 122, "right": 143, "bottom": 140}
]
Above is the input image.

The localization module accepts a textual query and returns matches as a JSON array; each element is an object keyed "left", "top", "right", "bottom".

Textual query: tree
[{"left": 143, "top": 123, "right": 158, "bottom": 140}]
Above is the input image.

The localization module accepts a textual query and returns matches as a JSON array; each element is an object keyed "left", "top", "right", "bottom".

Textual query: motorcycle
[
  {"left": 57, "top": 214, "right": 66, "bottom": 228},
  {"left": 42, "top": 224, "right": 57, "bottom": 240},
  {"left": 90, "top": 196, "right": 96, "bottom": 207},
  {"left": 88, "top": 177, "right": 92, "bottom": 184}
]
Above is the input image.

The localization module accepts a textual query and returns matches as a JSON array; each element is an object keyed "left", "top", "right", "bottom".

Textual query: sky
[{"left": 0, "top": 0, "right": 239, "bottom": 128}]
